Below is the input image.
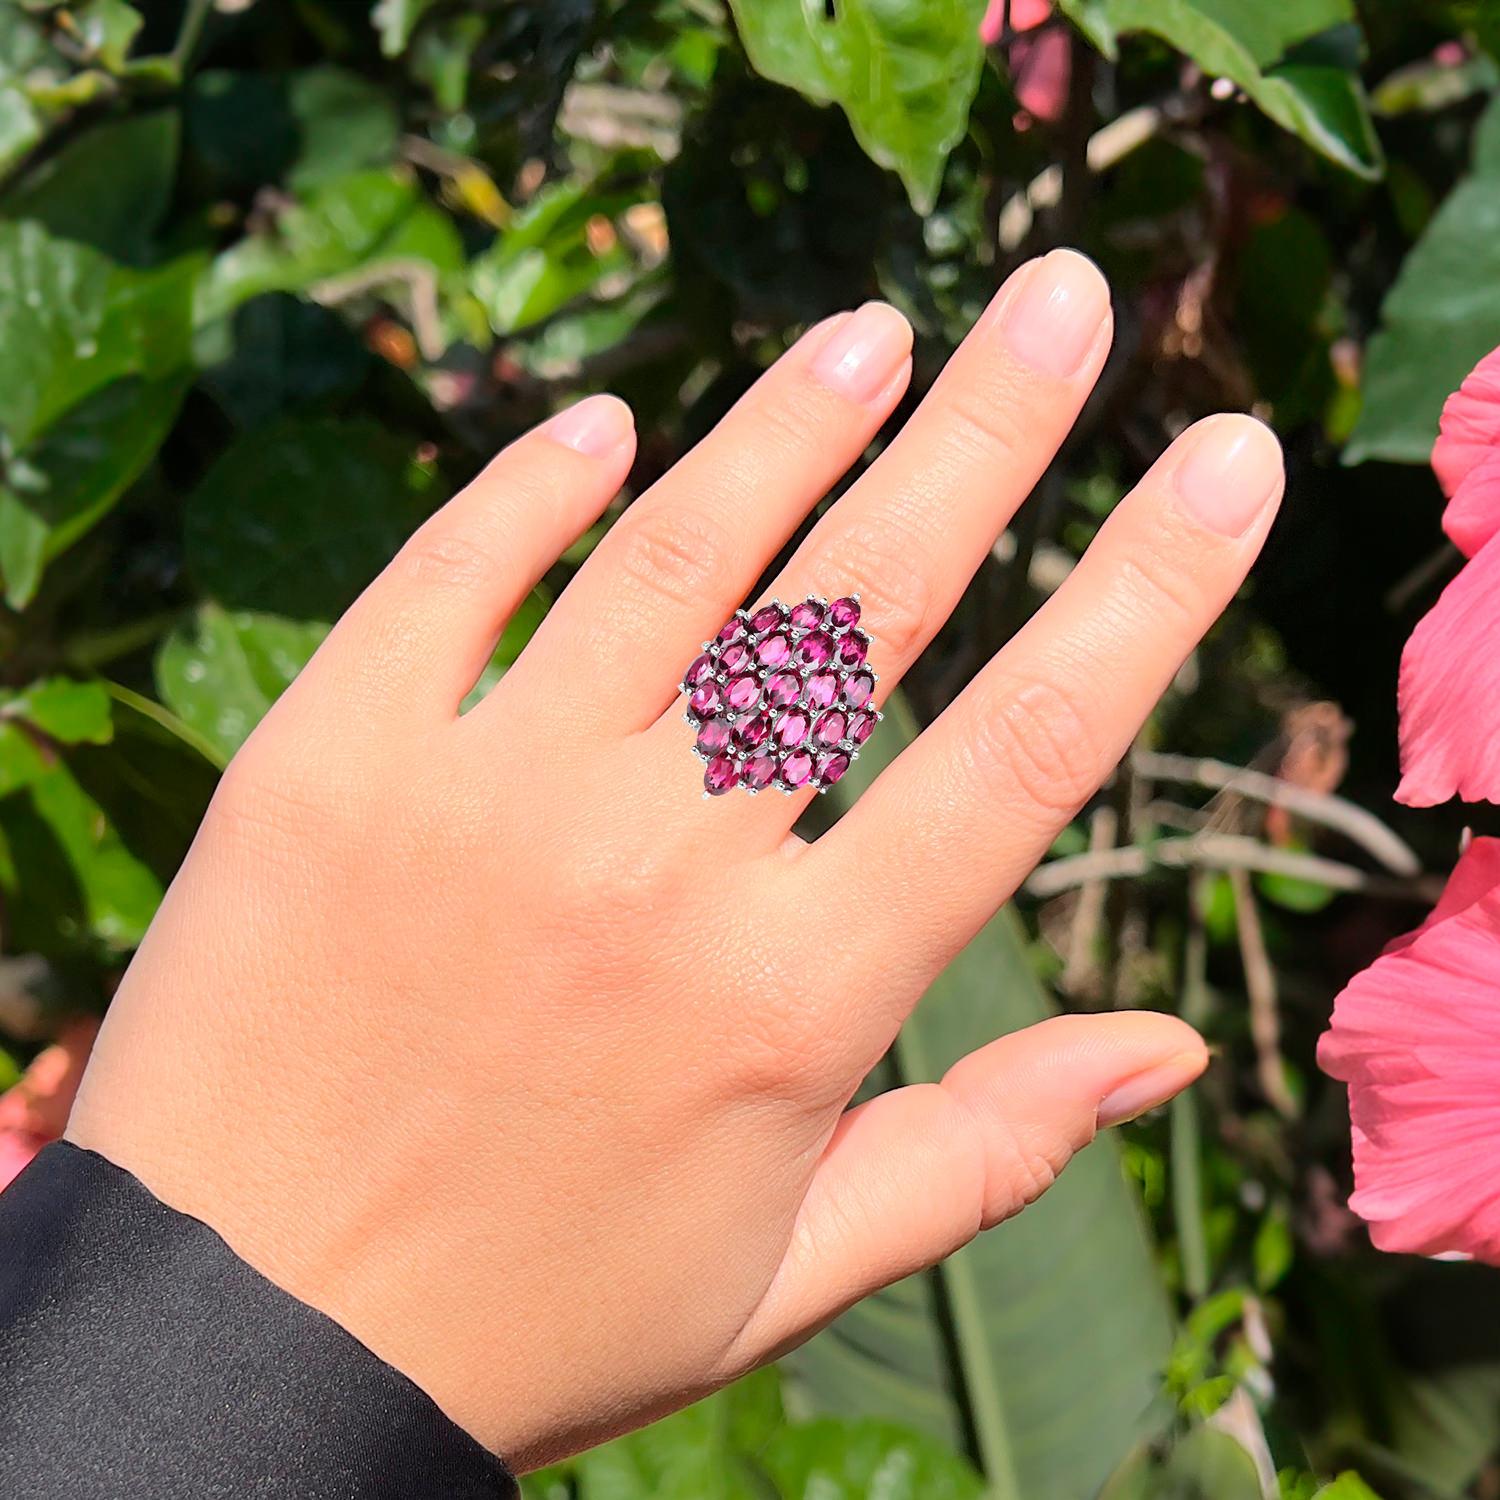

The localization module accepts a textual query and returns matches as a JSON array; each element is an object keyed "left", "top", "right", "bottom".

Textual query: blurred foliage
[{"left": 1, "top": 0, "right": 1500, "bottom": 1496}]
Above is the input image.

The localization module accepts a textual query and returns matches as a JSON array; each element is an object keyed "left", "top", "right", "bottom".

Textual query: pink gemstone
[
  {"left": 843, "top": 672, "right": 874, "bottom": 710},
  {"left": 689, "top": 681, "right": 723, "bottom": 719},
  {"left": 779, "top": 749, "right": 815, "bottom": 789},
  {"left": 764, "top": 669, "right": 801, "bottom": 707},
  {"left": 848, "top": 708, "right": 878, "bottom": 744},
  {"left": 696, "top": 717, "right": 732, "bottom": 755},
  {"left": 704, "top": 753, "right": 739, "bottom": 796},
  {"left": 718, "top": 615, "right": 748, "bottom": 645},
  {"left": 829, "top": 596, "right": 861, "bottom": 630},
  {"left": 755, "top": 632, "right": 792, "bottom": 668},
  {"left": 790, "top": 599, "right": 825, "bottom": 630},
  {"left": 684, "top": 653, "right": 715, "bottom": 690},
  {"left": 835, "top": 632, "right": 868, "bottom": 669},
  {"left": 795, "top": 631, "right": 833, "bottom": 669},
  {"left": 742, "top": 750, "right": 777, "bottom": 790},
  {"left": 804, "top": 669, "right": 839, "bottom": 709},
  {"left": 734, "top": 711, "right": 771, "bottom": 750},
  {"left": 720, "top": 641, "right": 752, "bottom": 674},
  {"left": 750, "top": 603, "right": 786, "bottom": 634},
  {"left": 774, "top": 707, "right": 810, "bottom": 749},
  {"left": 725, "top": 673, "right": 761, "bottom": 711},
  {"left": 816, "top": 751, "right": 851, "bottom": 786},
  {"left": 813, "top": 709, "right": 847, "bottom": 748}
]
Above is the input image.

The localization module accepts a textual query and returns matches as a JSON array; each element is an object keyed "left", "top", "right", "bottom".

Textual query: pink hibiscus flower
[
  {"left": 0, "top": 1017, "right": 100, "bottom": 1192},
  {"left": 1318, "top": 840, "right": 1500, "bottom": 1260},
  {"left": 979, "top": 0, "right": 1069, "bottom": 123}
]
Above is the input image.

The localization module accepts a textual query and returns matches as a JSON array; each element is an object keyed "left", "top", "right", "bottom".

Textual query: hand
[{"left": 67, "top": 250, "right": 1283, "bottom": 1470}]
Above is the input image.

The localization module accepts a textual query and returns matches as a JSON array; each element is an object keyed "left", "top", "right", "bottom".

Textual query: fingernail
[
  {"left": 1174, "top": 415, "right": 1284, "bottom": 538},
  {"left": 810, "top": 301, "right": 914, "bottom": 404},
  {"left": 1096, "top": 1051, "right": 1207, "bottom": 1128},
  {"left": 995, "top": 248, "right": 1110, "bottom": 379},
  {"left": 541, "top": 394, "right": 635, "bottom": 457}
]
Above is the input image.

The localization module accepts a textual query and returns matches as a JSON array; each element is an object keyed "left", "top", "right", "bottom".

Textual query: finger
[
  {"left": 307, "top": 396, "right": 637, "bottom": 720},
  {"left": 503, "top": 306, "right": 914, "bottom": 733},
  {"left": 643, "top": 249, "right": 1111, "bottom": 816},
  {"left": 729, "top": 1013, "right": 1206, "bottom": 1363},
  {"left": 814, "top": 413, "right": 1284, "bottom": 964}
]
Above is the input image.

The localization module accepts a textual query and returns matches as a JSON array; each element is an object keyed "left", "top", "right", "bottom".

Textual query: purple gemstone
[
  {"left": 720, "top": 641, "right": 752, "bottom": 674},
  {"left": 774, "top": 707, "right": 810, "bottom": 749},
  {"left": 684, "top": 653, "right": 715, "bottom": 690},
  {"left": 836, "top": 632, "right": 869, "bottom": 669},
  {"left": 725, "top": 673, "right": 761, "bottom": 712},
  {"left": 779, "top": 749, "right": 815, "bottom": 789},
  {"left": 696, "top": 717, "right": 733, "bottom": 755},
  {"left": 829, "top": 596, "right": 861, "bottom": 630},
  {"left": 764, "top": 669, "right": 802, "bottom": 708},
  {"left": 718, "top": 615, "right": 748, "bottom": 645},
  {"left": 734, "top": 711, "right": 771, "bottom": 750},
  {"left": 813, "top": 709, "right": 848, "bottom": 748},
  {"left": 755, "top": 632, "right": 792, "bottom": 668},
  {"left": 742, "top": 750, "right": 777, "bottom": 791},
  {"left": 704, "top": 753, "right": 739, "bottom": 796},
  {"left": 848, "top": 708, "right": 878, "bottom": 744},
  {"left": 750, "top": 603, "right": 786, "bottom": 634},
  {"left": 844, "top": 671, "right": 875, "bottom": 710},
  {"left": 790, "top": 599, "right": 825, "bottom": 631},
  {"left": 795, "top": 631, "right": 833, "bottom": 669},
  {"left": 689, "top": 681, "right": 723, "bottom": 719},
  {"left": 804, "top": 669, "right": 839, "bottom": 709},
  {"left": 816, "top": 751, "right": 851, "bottom": 786}
]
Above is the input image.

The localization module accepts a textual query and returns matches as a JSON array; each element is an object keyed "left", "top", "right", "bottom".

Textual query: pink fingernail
[
  {"left": 810, "top": 302, "right": 914, "bottom": 404},
  {"left": 1096, "top": 1052, "right": 1207, "bottom": 1129},
  {"left": 1174, "top": 415, "right": 1284, "bottom": 538},
  {"left": 995, "top": 248, "right": 1110, "bottom": 379},
  {"left": 541, "top": 394, "right": 635, "bottom": 457}
]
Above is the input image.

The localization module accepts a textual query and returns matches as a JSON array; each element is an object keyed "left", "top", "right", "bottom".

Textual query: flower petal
[
  {"left": 1444, "top": 447, "right": 1500, "bottom": 559},
  {"left": 1434, "top": 345, "right": 1500, "bottom": 498},
  {"left": 1387, "top": 836, "right": 1500, "bottom": 953},
  {"left": 1396, "top": 533, "right": 1500, "bottom": 806},
  {"left": 1013, "top": 27, "right": 1070, "bottom": 122}
]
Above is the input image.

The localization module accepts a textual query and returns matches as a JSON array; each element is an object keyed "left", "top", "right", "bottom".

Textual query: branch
[{"left": 310, "top": 258, "right": 445, "bottom": 363}]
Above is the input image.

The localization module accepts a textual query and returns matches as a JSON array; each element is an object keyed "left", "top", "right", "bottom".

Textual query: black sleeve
[{"left": 0, "top": 1141, "right": 518, "bottom": 1499}]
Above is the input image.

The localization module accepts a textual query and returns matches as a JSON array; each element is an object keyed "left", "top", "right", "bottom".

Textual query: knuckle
[
  {"left": 941, "top": 381, "right": 1034, "bottom": 469},
  {"left": 969, "top": 672, "right": 1109, "bottom": 819},
  {"left": 614, "top": 505, "right": 737, "bottom": 613},
  {"left": 988, "top": 1117, "right": 1068, "bottom": 1219},
  {"left": 1115, "top": 539, "right": 1205, "bottom": 635},
  {"left": 393, "top": 526, "right": 503, "bottom": 594},
  {"left": 816, "top": 519, "right": 935, "bottom": 660}
]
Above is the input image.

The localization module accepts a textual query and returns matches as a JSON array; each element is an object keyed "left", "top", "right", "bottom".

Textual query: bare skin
[{"left": 68, "top": 249, "right": 1283, "bottom": 1471}]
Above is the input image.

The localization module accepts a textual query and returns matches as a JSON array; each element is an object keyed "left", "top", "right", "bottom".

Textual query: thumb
[{"left": 730, "top": 1011, "right": 1205, "bottom": 1365}]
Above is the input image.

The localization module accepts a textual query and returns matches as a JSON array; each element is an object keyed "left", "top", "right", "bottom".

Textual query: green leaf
[
  {"left": 1347, "top": 95, "right": 1500, "bottom": 465},
  {"left": 0, "top": 374, "right": 188, "bottom": 609},
  {"left": 727, "top": 0, "right": 988, "bottom": 213},
  {"left": 0, "top": 83, "right": 43, "bottom": 175},
  {"left": 373, "top": 0, "right": 439, "bottom": 56},
  {"left": 156, "top": 605, "right": 328, "bottom": 762},
  {"left": 1387, "top": 1363, "right": 1500, "bottom": 1496},
  {"left": 284, "top": 68, "right": 400, "bottom": 190},
  {"left": 761, "top": 1419, "right": 984, "bottom": 1499},
  {"left": 183, "top": 418, "right": 437, "bottom": 619},
  {"left": 70, "top": 0, "right": 143, "bottom": 72},
  {"left": 786, "top": 695, "right": 1175, "bottom": 1500},
  {"left": 2, "top": 678, "right": 114, "bottom": 745},
  {"left": 1316, "top": 1474, "right": 1384, "bottom": 1500}
]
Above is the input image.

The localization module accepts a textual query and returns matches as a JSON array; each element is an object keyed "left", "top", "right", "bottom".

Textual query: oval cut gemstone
[
  {"left": 718, "top": 615, "right": 748, "bottom": 645},
  {"left": 835, "top": 631, "right": 869, "bottom": 668},
  {"left": 684, "top": 653, "right": 715, "bottom": 690},
  {"left": 795, "top": 631, "right": 833, "bottom": 669},
  {"left": 813, "top": 709, "right": 847, "bottom": 748},
  {"left": 696, "top": 717, "right": 732, "bottom": 755},
  {"left": 688, "top": 681, "right": 723, "bottom": 719},
  {"left": 720, "top": 641, "right": 751, "bottom": 674},
  {"left": 774, "top": 707, "right": 810, "bottom": 749},
  {"left": 734, "top": 711, "right": 771, "bottom": 750},
  {"left": 755, "top": 632, "right": 792, "bottom": 668},
  {"left": 704, "top": 753, "right": 739, "bottom": 796},
  {"left": 804, "top": 670, "right": 839, "bottom": 709},
  {"left": 725, "top": 673, "right": 761, "bottom": 711},
  {"left": 829, "top": 596, "right": 861, "bottom": 630},
  {"left": 790, "top": 599, "right": 825, "bottom": 631},
  {"left": 816, "top": 751, "right": 851, "bottom": 786},
  {"left": 843, "top": 671, "right": 874, "bottom": 710},
  {"left": 764, "top": 669, "right": 801, "bottom": 707},
  {"left": 779, "top": 749, "right": 815, "bottom": 789},
  {"left": 750, "top": 603, "right": 786, "bottom": 634},
  {"left": 848, "top": 708, "right": 878, "bottom": 744},
  {"left": 742, "top": 751, "right": 777, "bottom": 791}
]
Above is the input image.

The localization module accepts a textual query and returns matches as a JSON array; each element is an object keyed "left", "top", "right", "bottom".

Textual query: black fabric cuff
[{"left": 0, "top": 1141, "right": 517, "bottom": 1498}]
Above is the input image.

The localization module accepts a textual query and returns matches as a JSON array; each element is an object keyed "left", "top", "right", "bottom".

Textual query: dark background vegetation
[{"left": 2, "top": 1, "right": 1499, "bottom": 1496}]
